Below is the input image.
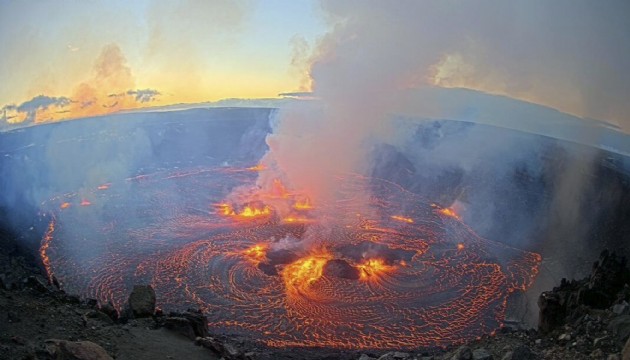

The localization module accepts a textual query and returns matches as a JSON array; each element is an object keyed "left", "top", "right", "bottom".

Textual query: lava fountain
[{"left": 39, "top": 165, "right": 540, "bottom": 349}]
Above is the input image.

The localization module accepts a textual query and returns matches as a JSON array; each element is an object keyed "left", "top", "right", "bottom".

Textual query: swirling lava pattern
[{"left": 40, "top": 166, "right": 540, "bottom": 349}]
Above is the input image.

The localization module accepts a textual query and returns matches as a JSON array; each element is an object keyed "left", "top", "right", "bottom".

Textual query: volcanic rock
[
  {"left": 501, "top": 345, "right": 535, "bottom": 360},
  {"left": 609, "top": 315, "right": 630, "bottom": 345},
  {"left": 623, "top": 336, "right": 630, "bottom": 360},
  {"left": 99, "top": 301, "right": 118, "bottom": 322},
  {"left": 473, "top": 348, "right": 493, "bottom": 360},
  {"left": 199, "top": 336, "right": 241, "bottom": 359},
  {"left": 164, "top": 317, "right": 196, "bottom": 340},
  {"left": 164, "top": 309, "right": 209, "bottom": 340},
  {"left": 377, "top": 352, "right": 410, "bottom": 360},
  {"left": 614, "top": 301, "right": 630, "bottom": 315},
  {"left": 452, "top": 346, "right": 473, "bottom": 360},
  {"left": 127, "top": 284, "right": 156, "bottom": 318},
  {"left": 358, "top": 355, "right": 377, "bottom": 360},
  {"left": 266, "top": 249, "right": 300, "bottom": 265},
  {"left": 323, "top": 259, "right": 360, "bottom": 280},
  {"left": 257, "top": 262, "right": 278, "bottom": 276},
  {"left": 45, "top": 339, "right": 113, "bottom": 360},
  {"left": 25, "top": 275, "right": 49, "bottom": 292}
]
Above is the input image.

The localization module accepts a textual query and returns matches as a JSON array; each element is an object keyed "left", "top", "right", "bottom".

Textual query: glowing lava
[
  {"left": 40, "top": 166, "right": 541, "bottom": 350},
  {"left": 438, "top": 207, "right": 461, "bottom": 220},
  {"left": 216, "top": 203, "right": 272, "bottom": 219},
  {"left": 293, "top": 197, "right": 313, "bottom": 210},
  {"left": 391, "top": 215, "right": 414, "bottom": 223},
  {"left": 282, "top": 252, "right": 332, "bottom": 295},
  {"left": 357, "top": 258, "right": 394, "bottom": 281}
]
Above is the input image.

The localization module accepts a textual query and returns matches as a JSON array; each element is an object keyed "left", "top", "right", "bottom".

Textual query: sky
[
  {"left": 1, "top": 0, "right": 629, "bottom": 132},
  {"left": 0, "top": 0, "right": 324, "bottom": 124}
]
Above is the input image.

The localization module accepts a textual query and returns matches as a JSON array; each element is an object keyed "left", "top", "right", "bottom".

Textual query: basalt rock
[
  {"left": 164, "top": 309, "right": 209, "bottom": 340},
  {"left": 323, "top": 259, "right": 361, "bottom": 280},
  {"left": 45, "top": 339, "right": 113, "bottom": 360},
  {"left": 538, "top": 250, "right": 630, "bottom": 333},
  {"left": 127, "top": 284, "right": 156, "bottom": 318}
]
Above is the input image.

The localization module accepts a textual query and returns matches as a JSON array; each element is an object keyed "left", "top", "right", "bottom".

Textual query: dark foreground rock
[
  {"left": 127, "top": 285, "right": 156, "bottom": 318},
  {"left": 45, "top": 339, "right": 113, "bottom": 360}
]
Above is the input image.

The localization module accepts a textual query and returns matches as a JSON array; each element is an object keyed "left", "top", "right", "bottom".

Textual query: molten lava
[
  {"left": 216, "top": 203, "right": 271, "bottom": 219},
  {"left": 438, "top": 207, "right": 461, "bottom": 220},
  {"left": 282, "top": 252, "right": 332, "bottom": 295},
  {"left": 243, "top": 244, "right": 268, "bottom": 264},
  {"left": 357, "top": 258, "right": 394, "bottom": 280},
  {"left": 246, "top": 164, "right": 266, "bottom": 172},
  {"left": 391, "top": 215, "right": 414, "bottom": 223},
  {"left": 40, "top": 166, "right": 541, "bottom": 350},
  {"left": 60, "top": 202, "right": 71, "bottom": 209},
  {"left": 293, "top": 197, "right": 313, "bottom": 210}
]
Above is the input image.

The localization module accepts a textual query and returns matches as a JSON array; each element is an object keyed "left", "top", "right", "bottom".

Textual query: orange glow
[
  {"left": 240, "top": 205, "right": 271, "bottom": 217},
  {"left": 243, "top": 244, "right": 268, "bottom": 264},
  {"left": 391, "top": 215, "right": 414, "bottom": 223},
  {"left": 457, "top": 243, "right": 465, "bottom": 251},
  {"left": 60, "top": 202, "right": 71, "bottom": 209},
  {"left": 438, "top": 208, "right": 461, "bottom": 220},
  {"left": 97, "top": 184, "right": 110, "bottom": 190},
  {"left": 215, "top": 203, "right": 272, "bottom": 219},
  {"left": 282, "top": 216, "right": 314, "bottom": 224},
  {"left": 282, "top": 252, "right": 331, "bottom": 294},
  {"left": 80, "top": 199, "right": 92, "bottom": 206},
  {"left": 357, "top": 259, "right": 395, "bottom": 280},
  {"left": 246, "top": 164, "right": 266, "bottom": 172},
  {"left": 39, "top": 219, "right": 56, "bottom": 282},
  {"left": 270, "top": 179, "right": 291, "bottom": 198},
  {"left": 293, "top": 197, "right": 313, "bottom": 210}
]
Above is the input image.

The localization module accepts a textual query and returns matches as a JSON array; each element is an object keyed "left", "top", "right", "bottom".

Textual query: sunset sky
[
  {"left": 1, "top": 1, "right": 629, "bottom": 131},
  {"left": 0, "top": 0, "right": 324, "bottom": 124}
]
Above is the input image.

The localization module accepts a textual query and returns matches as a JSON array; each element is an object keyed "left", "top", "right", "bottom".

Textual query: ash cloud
[{"left": 255, "top": 0, "right": 630, "bottom": 305}]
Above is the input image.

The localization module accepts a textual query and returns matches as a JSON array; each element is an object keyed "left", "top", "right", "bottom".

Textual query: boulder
[
  {"left": 164, "top": 309, "right": 209, "bottom": 339},
  {"left": 25, "top": 275, "right": 49, "bottom": 292},
  {"left": 199, "top": 337, "right": 242, "bottom": 359},
  {"left": 502, "top": 345, "right": 535, "bottom": 360},
  {"left": 538, "top": 291, "right": 564, "bottom": 333},
  {"left": 452, "top": 346, "right": 473, "bottom": 360},
  {"left": 127, "top": 285, "right": 156, "bottom": 318},
  {"left": 609, "top": 315, "right": 630, "bottom": 345},
  {"left": 377, "top": 352, "right": 410, "bottom": 360},
  {"left": 45, "top": 339, "right": 113, "bottom": 360},
  {"left": 164, "top": 317, "right": 196, "bottom": 340},
  {"left": 99, "top": 301, "right": 118, "bottom": 322},
  {"left": 473, "top": 348, "right": 493, "bottom": 360}
]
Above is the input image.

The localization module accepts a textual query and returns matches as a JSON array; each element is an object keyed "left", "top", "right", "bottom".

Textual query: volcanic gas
[{"left": 39, "top": 165, "right": 540, "bottom": 350}]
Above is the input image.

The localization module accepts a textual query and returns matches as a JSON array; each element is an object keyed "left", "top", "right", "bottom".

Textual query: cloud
[
  {"left": 14, "top": 95, "right": 71, "bottom": 123},
  {"left": 127, "top": 89, "right": 161, "bottom": 103}
]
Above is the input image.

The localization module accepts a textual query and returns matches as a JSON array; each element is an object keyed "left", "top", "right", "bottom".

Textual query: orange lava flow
[
  {"left": 357, "top": 259, "right": 395, "bottom": 281},
  {"left": 97, "top": 184, "right": 110, "bottom": 190},
  {"left": 216, "top": 203, "right": 271, "bottom": 219},
  {"left": 391, "top": 215, "right": 414, "bottom": 223},
  {"left": 438, "top": 207, "right": 461, "bottom": 220},
  {"left": 282, "top": 252, "right": 332, "bottom": 296},
  {"left": 293, "top": 197, "right": 313, "bottom": 210},
  {"left": 243, "top": 244, "right": 268, "bottom": 265},
  {"left": 60, "top": 202, "right": 71, "bottom": 209},
  {"left": 246, "top": 164, "right": 266, "bottom": 172},
  {"left": 41, "top": 166, "right": 542, "bottom": 350},
  {"left": 39, "top": 218, "right": 56, "bottom": 282}
]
